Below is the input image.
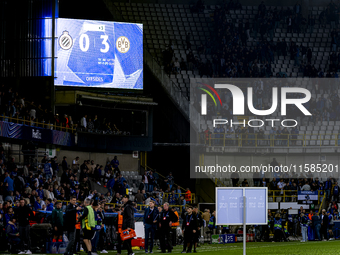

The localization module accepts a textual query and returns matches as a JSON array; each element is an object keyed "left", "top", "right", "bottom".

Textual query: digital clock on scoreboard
[{"left": 55, "top": 18, "right": 143, "bottom": 89}]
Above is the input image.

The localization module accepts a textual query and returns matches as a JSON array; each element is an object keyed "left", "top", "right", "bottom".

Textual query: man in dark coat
[
  {"left": 122, "top": 196, "right": 135, "bottom": 255},
  {"left": 64, "top": 196, "right": 82, "bottom": 255},
  {"left": 159, "top": 202, "right": 178, "bottom": 253}
]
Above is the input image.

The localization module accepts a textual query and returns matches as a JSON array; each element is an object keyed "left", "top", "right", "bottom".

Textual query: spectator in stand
[
  {"left": 135, "top": 190, "right": 144, "bottom": 205},
  {"left": 168, "top": 190, "right": 177, "bottom": 205},
  {"left": 333, "top": 182, "right": 339, "bottom": 202},
  {"left": 110, "top": 156, "right": 119, "bottom": 171},
  {"left": 166, "top": 172, "right": 174, "bottom": 190},
  {"left": 177, "top": 195, "right": 186, "bottom": 210},
  {"left": 44, "top": 159, "right": 53, "bottom": 180},
  {"left": 80, "top": 115, "right": 87, "bottom": 131},
  {"left": 148, "top": 171, "right": 155, "bottom": 192},
  {"left": 72, "top": 157, "right": 80, "bottom": 173},
  {"left": 87, "top": 118, "right": 94, "bottom": 132},
  {"left": 62, "top": 156, "right": 68, "bottom": 172},
  {"left": 185, "top": 188, "right": 192, "bottom": 203},
  {"left": 325, "top": 178, "right": 332, "bottom": 201}
]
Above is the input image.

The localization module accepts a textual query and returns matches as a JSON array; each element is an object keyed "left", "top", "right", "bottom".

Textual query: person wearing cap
[
  {"left": 159, "top": 202, "right": 178, "bottom": 253},
  {"left": 143, "top": 200, "right": 159, "bottom": 253},
  {"left": 122, "top": 195, "right": 135, "bottom": 255},
  {"left": 78, "top": 198, "right": 95, "bottom": 255},
  {"left": 181, "top": 206, "right": 197, "bottom": 253}
]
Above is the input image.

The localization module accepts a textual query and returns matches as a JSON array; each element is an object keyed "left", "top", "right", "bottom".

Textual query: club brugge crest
[
  {"left": 59, "top": 31, "right": 73, "bottom": 50},
  {"left": 116, "top": 36, "right": 130, "bottom": 53}
]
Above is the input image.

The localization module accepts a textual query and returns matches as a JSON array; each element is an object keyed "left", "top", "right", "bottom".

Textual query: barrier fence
[{"left": 1, "top": 114, "right": 76, "bottom": 133}]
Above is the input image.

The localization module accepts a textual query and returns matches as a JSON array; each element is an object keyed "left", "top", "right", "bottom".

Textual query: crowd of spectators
[
  {"left": 229, "top": 158, "right": 340, "bottom": 204},
  {"left": 0, "top": 143, "right": 194, "bottom": 253},
  {"left": 79, "top": 114, "right": 130, "bottom": 135},
  {"left": 0, "top": 84, "right": 72, "bottom": 128},
  {"left": 0, "top": 146, "right": 191, "bottom": 220}
]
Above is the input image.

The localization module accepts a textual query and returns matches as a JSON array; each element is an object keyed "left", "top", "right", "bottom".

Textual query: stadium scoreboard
[
  {"left": 216, "top": 187, "right": 268, "bottom": 225},
  {"left": 55, "top": 18, "right": 143, "bottom": 89}
]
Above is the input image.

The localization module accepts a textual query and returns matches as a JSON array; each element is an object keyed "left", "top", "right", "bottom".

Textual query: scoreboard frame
[{"left": 215, "top": 187, "right": 268, "bottom": 225}]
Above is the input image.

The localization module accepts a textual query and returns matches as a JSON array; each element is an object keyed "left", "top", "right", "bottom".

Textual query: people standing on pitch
[
  {"left": 300, "top": 213, "right": 308, "bottom": 242},
  {"left": 77, "top": 198, "right": 95, "bottom": 255},
  {"left": 207, "top": 210, "right": 216, "bottom": 241},
  {"left": 159, "top": 202, "right": 178, "bottom": 253},
  {"left": 273, "top": 213, "right": 286, "bottom": 242},
  {"left": 16, "top": 198, "right": 33, "bottom": 254},
  {"left": 307, "top": 210, "right": 314, "bottom": 241},
  {"left": 320, "top": 209, "right": 329, "bottom": 241},
  {"left": 51, "top": 201, "right": 64, "bottom": 243},
  {"left": 143, "top": 200, "right": 159, "bottom": 253},
  {"left": 171, "top": 207, "right": 180, "bottom": 247},
  {"left": 181, "top": 206, "right": 197, "bottom": 253},
  {"left": 91, "top": 200, "right": 102, "bottom": 255},
  {"left": 260, "top": 209, "right": 271, "bottom": 242},
  {"left": 113, "top": 208, "right": 123, "bottom": 255},
  {"left": 327, "top": 211, "right": 334, "bottom": 240},
  {"left": 192, "top": 206, "right": 203, "bottom": 252},
  {"left": 311, "top": 212, "right": 321, "bottom": 241},
  {"left": 122, "top": 195, "right": 135, "bottom": 255},
  {"left": 64, "top": 196, "right": 82, "bottom": 255}
]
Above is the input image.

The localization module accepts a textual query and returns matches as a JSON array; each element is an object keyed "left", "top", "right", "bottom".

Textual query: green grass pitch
[{"left": 3, "top": 241, "right": 339, "bottom": 255}]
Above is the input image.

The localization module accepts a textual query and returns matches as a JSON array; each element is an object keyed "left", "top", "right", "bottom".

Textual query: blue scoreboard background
[
  {"left": 216, "top": 187, "right": 268, "bottom": 225},
  {"left": 55, "top": 18, "right": 143, "bottom": 89}
]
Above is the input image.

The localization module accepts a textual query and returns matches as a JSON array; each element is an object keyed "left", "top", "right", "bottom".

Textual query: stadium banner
[
  {"left": 190, "top": 78, "right": 340, "bottom": 180},
  {"left": 0, "top": 121, "right": 23, "bottom": 139},
  {"left": 55, "top": 18, "right": 143, "bottom": 89},
  {"left": 0, "top": 120, "right": 75, "bottom": 147},
  {"left": 52, "top": 130, "right": 75, "bottom": 147},
  {"left": 23, "top": 125, "right": 53, "bottom": 144},
  {"left": 297, "top": 191, "right": 318, "bottom": 205},
  {"left": 211, "top": 234, "right": 237, "bottom": 244}
]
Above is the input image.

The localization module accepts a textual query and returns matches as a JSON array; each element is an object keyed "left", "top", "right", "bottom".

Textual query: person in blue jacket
[
  {"left": 144, "top": 200, "right": 159, "bottom": 253},
  {"left": 46, "top": 199, "right": 54, "bottom": 212},
  {"left": 273, "top": 214, "right": 286, "bottom": 242},
  {"left": 300, "top": 213, "right": 309, "bottom": 242},
  {"left": 6, "top": 216, "right": 21, "bottom": 253},
  {"left": 325, "top": 178, "right": 332, "bottom": 201},
  {"left": 207, "top": 210, "right": 217, "bottom": 243}
]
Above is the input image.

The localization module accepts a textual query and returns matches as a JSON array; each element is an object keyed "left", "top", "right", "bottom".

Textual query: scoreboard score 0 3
[{"left": 55, "top": 18, "right": 143, "bottom": 89}]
